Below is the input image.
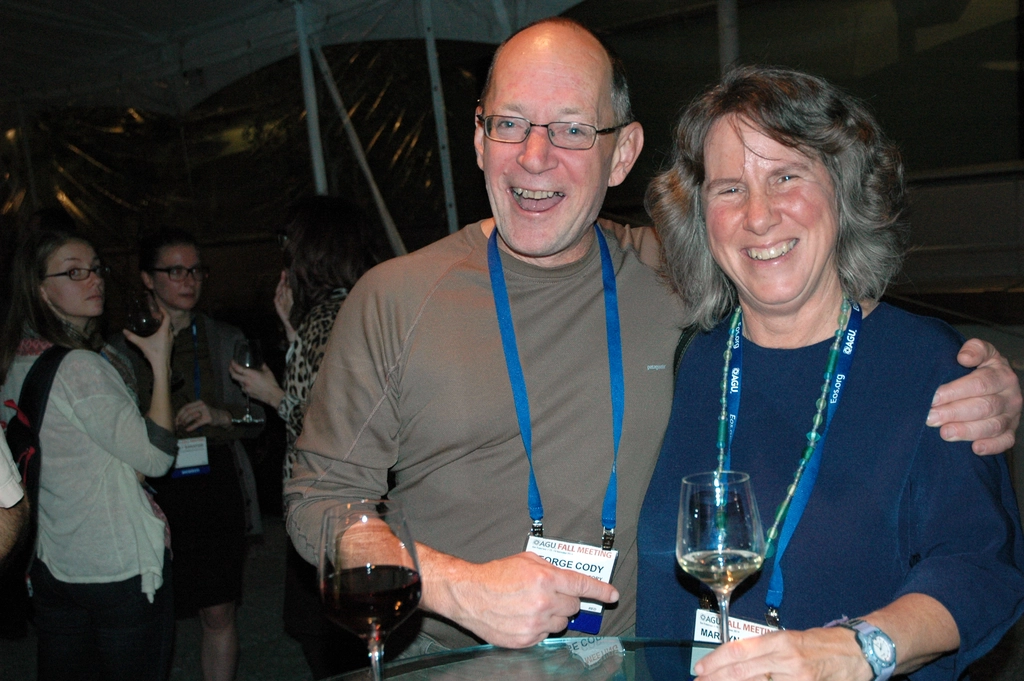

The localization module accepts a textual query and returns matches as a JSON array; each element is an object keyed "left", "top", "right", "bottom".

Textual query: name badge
[
  {"left": 172, "top": 436, "right": 211, "bottom": 478},
  {"left": 525, "top": 535, "right": 618, "bottom": 635},
  {"left": 690, "top": 608, "right": 778, "bottom": 675}
]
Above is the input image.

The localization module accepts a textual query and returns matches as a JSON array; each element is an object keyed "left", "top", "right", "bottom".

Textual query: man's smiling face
[{"left": 474, "top": 22, "right": 641, "bottom": 268}]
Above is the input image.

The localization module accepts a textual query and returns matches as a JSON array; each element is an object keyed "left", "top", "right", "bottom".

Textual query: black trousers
[{"left": 31, "top": 550, "right": 174, "bottom": 681}]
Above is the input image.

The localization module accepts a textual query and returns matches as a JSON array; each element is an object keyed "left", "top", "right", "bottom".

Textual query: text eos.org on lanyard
[{"left": 487, "top": 224, "right": 623, "bottom": 635}]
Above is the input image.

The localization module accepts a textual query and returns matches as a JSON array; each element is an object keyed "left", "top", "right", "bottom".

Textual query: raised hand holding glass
[{"left": 232, "top": 339, "right": 264, "bottom": 424}]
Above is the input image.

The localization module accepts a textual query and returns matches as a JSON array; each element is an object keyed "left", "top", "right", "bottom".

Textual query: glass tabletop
[{"left": 329, "top": 637, "right": 711, "bottom": 681}]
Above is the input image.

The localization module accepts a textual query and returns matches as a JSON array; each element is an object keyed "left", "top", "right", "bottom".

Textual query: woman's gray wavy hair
[{"left": 646, "top": 65, "right": 908, "bottom": 330}]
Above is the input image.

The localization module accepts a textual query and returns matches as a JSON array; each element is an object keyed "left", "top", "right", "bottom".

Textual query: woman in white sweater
[{"left": 0, "top": 228, "right": 177, "bottom": 681}]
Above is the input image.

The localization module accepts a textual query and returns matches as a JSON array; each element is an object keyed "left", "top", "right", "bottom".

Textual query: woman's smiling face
[{"left": 703, "top": 115, "right": 843, "bottom": 324}]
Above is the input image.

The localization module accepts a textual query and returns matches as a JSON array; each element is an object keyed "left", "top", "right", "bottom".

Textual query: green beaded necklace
[{"left": 716, "top": 297, "right": 853, "bottom": 557}]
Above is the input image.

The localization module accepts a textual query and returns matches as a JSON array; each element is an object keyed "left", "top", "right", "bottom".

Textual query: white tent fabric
[
  {"left": 0, "top": 0, "right": 580, "bottom": 115},
  {"left": 1, "top": 0, "right": 581, "bottom": 250}
]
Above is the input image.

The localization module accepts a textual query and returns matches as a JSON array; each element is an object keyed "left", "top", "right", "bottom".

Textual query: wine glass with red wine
[
  {"left": 126, "top": 291, "right": 162, "bottom": 337},
  {"left": 319, "top": 500, "right": 421, "bottom": 681}
]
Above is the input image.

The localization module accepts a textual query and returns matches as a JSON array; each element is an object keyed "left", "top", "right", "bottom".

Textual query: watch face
[{"left": 872, "top": 635, "right": 895, "bottom": 664}]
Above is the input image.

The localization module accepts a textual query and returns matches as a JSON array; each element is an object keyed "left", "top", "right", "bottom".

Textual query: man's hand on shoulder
[
  {"left": 928, "top": 338, "right": 1022, "bottom": 454},
  {"left": 418, "top": 547, "right": 618, "bottom": 648}
]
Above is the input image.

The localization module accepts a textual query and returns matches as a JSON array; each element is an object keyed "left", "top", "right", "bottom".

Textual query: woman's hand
[
  {"left": 126, "top": 302, "right": 175, "bottom": 431},
  {"left": 274, "top": 270, "right": 297, "bottom": 344},
  {"left": 123, "top": 303, "right": 173, "bottom": 375},
  {"left": 175, "top": 400, "right": 232, "bottom": 432},
  {"left": 693, "top": 628, "right": 869, "bottom": 681},
  {"left": 229, "top": 360, "right": 285, "bottom": 409},
  {"left": 695, "top": 594, "right": 958, "bottom": 681}
]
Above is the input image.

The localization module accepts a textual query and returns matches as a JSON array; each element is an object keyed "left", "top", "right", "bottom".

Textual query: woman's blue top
[{"left": 637, "top": 303, "right": 1024, "bottom": 679}]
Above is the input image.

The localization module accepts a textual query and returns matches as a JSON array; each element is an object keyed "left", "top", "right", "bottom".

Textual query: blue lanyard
[
  {"left": 487, "top": 225, "right": 624, "bottom": 549},
  {"left": 721, "top": 320, "right": 743, "bottom": 472},
  {"left": 724, "top": 303, "right": 862, "bottom": 615},
  {"left": 190, "top": 319, "right": 201, "bottom": 401}
]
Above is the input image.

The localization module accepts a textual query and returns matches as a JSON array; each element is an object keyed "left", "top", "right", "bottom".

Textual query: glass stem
[
  {"left": 244, "top": 394, "right": 252, "bottom": 420},
  {"left": 716, "top": 592, "right": 731, "bottom": 645},
  {"left": 368, "top": 640, "right": 384, "bottom": 681}
]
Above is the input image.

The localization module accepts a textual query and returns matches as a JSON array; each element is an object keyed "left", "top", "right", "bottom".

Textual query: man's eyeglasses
[
  {"left": 149, "top": 265, "right": 210, "bottom": 282},
  {"left": 43, "top": 266, "right": 109, "bottom": 281},
  {"left": 477, "top": 114, "right": 629, "bottom": 150}
]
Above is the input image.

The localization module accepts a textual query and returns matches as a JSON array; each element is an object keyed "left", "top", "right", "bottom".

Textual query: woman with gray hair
[{"left": 636, "top": 66, "right": 1024, "bottom": 680}]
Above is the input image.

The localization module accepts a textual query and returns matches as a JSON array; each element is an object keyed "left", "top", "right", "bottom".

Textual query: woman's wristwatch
[{"left": 840, "top": 618, "right": 896, "bottom": 681}]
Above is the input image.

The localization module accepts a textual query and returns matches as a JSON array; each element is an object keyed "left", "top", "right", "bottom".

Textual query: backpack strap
[
  {"left": 672, "top": 325, "right": 699, "bottom": 377},
  {"left": 18, "top": 345, "right": 72, "bottom": 438},
  {"left": 13, "top": 345, "right": 72, "bottom": 559}
]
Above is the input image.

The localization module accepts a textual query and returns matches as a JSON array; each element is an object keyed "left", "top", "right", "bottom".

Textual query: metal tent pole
[
  {"left": 420, "top": 0, "right": 459, "bottom": 234},
  {"left": 17, "top": 99, "right": 39, "bottom": 211},
  {"left": 294, "top": 1, "right": 328, "bottom": 195},
  {"left": 717, "top": 0, "right": 739, "bottom": 75},
  {"left": 312, "top": 42, "right": 408, "bottom": 256}
]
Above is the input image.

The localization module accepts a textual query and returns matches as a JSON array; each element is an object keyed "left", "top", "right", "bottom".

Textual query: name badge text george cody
[{"left": 525, "top": 536, "right": 617, "bottom": 635}]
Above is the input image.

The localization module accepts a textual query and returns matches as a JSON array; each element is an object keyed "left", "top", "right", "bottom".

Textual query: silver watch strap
[{"left": 841, "top": 619, "right": 896, "bottom": 681}]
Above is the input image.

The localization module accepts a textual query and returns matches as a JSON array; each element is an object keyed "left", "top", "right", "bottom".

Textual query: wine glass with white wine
[
  {"left": 231, "top": 338, "right": 264, "bottom": 424},
  {"left": 677, "top": 470, "right": 765, "bottom": 645}
]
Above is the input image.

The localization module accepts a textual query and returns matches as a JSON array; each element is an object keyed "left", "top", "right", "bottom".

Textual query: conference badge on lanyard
[
  {"left": 173, "top": 319, "right": 211, "bottom": 478},
  {"left": 171, "top": 436, "right": 211, "bottom": 478},
  {"left": 489, "top": 225, "right": 624, "bottom": 635},
  {"left": 525, "top": 535, "right": 618, "bottom": 634},
  {"left": 689, "top": 608, "right": 777, "bottom": 674}
]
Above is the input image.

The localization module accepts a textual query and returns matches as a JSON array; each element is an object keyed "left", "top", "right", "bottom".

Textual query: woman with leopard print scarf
[{"left": 229, "top": 196, "right": 389, "bottom": 680}]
